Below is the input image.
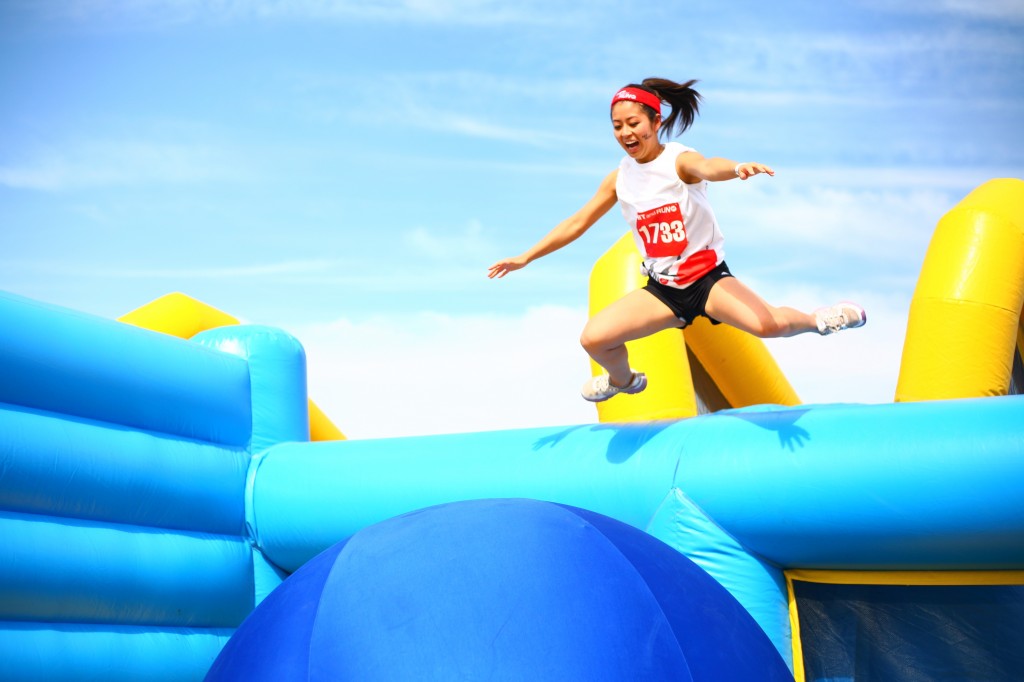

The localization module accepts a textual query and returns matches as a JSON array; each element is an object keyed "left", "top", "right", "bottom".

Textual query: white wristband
[{"left": 734, "top": 163, "right": 743, "bottom": 177}]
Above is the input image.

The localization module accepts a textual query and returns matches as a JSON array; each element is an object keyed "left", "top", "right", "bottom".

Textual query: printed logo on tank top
[{"left": 635, "top": 203, "right": 687, "bottom": 258}]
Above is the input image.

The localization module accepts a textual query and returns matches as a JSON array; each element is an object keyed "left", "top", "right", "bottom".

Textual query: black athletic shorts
[{"left": 643, "top": 261, "right": 734, "bottom": 329}]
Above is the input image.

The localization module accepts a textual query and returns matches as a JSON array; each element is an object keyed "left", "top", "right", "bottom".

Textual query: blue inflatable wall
[
  {"left": 0, "top": 291, "right": 304, "bottom": 679},
  {"left": 2, "top": 288, "right": 1023, "bottom": 680}
]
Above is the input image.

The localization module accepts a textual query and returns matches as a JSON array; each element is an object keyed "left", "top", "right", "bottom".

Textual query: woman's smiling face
[{"left": 611, "top": 101, "right": 662, "bottom": 163}]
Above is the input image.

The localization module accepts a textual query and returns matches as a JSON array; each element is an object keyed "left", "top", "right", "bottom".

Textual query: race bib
[{"left": 635, "top": 203, "right": 687, "bottom": 258}]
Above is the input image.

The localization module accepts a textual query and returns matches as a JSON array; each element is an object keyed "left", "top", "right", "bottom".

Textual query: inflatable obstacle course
[{"left": 1, "top": 179, "right": 1022, "bottom": 680}]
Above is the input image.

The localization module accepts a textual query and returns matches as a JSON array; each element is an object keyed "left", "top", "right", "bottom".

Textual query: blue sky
[{"left": 2, "top": 1, "right": 1022, "bottom": 438}]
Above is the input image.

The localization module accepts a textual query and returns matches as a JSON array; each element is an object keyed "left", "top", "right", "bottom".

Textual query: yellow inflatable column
[
  {"left": 118, "top": 292, "right": 240, "bottom": 337},
  {"left": 896, "top": 178, "right": 1024, "bottom": 401},
  {"left": 308, "top": 400, "right": 347, "bottom": 441},
  {"left": 683, "top": 318, "right": 800, "bottom": 409},
  {"left": 588, "top": 233, "right": 698, "bottom": 422}
]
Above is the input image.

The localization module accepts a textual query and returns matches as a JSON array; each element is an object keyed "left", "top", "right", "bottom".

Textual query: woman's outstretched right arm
[{"left": 488, "top": 170, "right": 618, "bottom": 279}]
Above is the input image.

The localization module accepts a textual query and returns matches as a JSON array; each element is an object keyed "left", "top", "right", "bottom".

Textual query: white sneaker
[
  {"left": 581, "top": 371, "right": 648, "bottom": 402},
  {"left": 815, "top": 302, "right": 867, "bottom": 335}
]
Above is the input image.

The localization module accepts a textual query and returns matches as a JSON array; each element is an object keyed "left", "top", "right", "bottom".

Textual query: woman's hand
[
  {"left": 735, "top": 162, "right": 775, "bottom": 180},
  {"left": 487, "top": 256, "right": 529, "bottom": 279}
]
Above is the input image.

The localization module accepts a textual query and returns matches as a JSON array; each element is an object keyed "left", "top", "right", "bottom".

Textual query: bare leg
[
  {"left": 704, "top": 277, "right": 818, "bottom": 338},
  {"left": 580, "top": 289, "right": 681, "bottom": 386}
]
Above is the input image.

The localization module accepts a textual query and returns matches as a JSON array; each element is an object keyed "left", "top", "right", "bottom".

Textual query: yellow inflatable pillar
[
  {"left": 684, "top": 318, "right": 800, "bottom": 409},
  {"left": 588, "top": 233, "right": 698, "bottom": 422},
  {"left": 119, "top": 292, "right": 346, "bottom": 441},
  {"left": 119, "top": 292, "right": 240, "bottom": 336},
  {"left": 308, "top": 400, "right": 347, "bottom": 441},
  {"left": 896, "top": 178, "right": 1024, "bottom": 401}
]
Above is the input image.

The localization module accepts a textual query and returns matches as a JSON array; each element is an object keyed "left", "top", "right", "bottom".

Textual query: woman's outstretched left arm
[{"left": 675, "top": 151, "right": 774, "bottom": 183}]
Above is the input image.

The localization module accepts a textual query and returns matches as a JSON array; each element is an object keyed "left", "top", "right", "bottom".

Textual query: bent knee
[
  {"left": 579, "top": 324, "right": 613, "bottom": 354},
  {"left": 579, "top": 328, "right": 600, "bottom": 354}
]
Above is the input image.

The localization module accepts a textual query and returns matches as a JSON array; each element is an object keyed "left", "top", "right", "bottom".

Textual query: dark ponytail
[{"left": 621, "top": 78, "right": 703, "bottom": 140}]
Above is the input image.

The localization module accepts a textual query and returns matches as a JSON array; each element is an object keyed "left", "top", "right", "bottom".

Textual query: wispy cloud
[
  {"left": 5, "top": 259, "right": 339, "bottom": 279},
  {"left": 860, "top": 0, "right": 1024, "bottom": 23},
  {"left": 27, "top": 0, "right": 593, "bottom": 28},
  {"left": 0, "top": 139, "right": 248, "bottom": 191},
  {"left": 403, "top": 220, "right": 493, "bottom": 260},
  {"left": 701, "top": 17, "right": 1023, "bottom": 97},
  {"left": 279, "top": 69, "right": 608, "bottom": 148},
  {"left": 709, "top": 166, "right": 1006, "bottom": 270},
  {"left": 419, "top": 110, "right": 561, "bottom": 146}
]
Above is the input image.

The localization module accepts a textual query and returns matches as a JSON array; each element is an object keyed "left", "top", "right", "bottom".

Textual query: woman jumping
[{"left": 488, "top": 78, "right": 865, "bottom": 403}]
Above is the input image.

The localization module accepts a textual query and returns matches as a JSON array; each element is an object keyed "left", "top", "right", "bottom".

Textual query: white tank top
[{"left": 615, "top": 141, "right": 725, "bottom": 289}]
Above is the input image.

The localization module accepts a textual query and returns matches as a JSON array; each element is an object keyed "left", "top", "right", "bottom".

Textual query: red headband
[{"left": 611, "top": 87, "right": 662, "bottom": 113}]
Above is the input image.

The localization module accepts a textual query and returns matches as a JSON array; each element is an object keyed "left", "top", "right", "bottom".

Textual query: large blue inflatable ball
[{"left": 206, "top": 498, "right": 790, "bottom": 681}]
